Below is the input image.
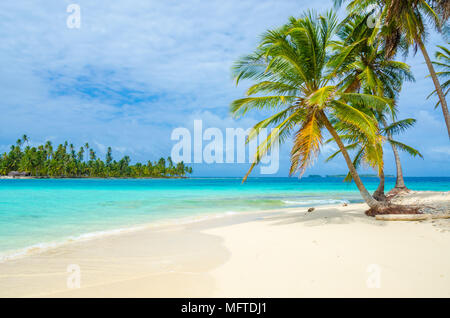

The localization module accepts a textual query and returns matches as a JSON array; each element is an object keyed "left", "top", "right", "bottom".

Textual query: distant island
[
  {"left": 325, "top": 174, "right": 394, "bottom": 178},
  {"left": 307, "top": 174, "right": 394, "bottom": 179},
  {"left": 0, "top": 135, "right": 192, "bottom": 178}
]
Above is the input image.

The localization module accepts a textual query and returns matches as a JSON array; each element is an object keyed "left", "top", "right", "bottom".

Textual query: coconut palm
[
  {"left": 381, "top": 117, "right": 423, "bottom": 191},
  {"left": 231, "top": 11, "right": 399, "bottom": 211},
  {"left": 429, "top": 0, "right": 450, "bottom": 22},
  {"left": 330, "top": 14, "right": 421, "bottom": 198},
  {"left": 22, "top": 134, "right": 29, "bottom": 146},
  {"left": 44, "top": 141, "right": 53, "bottom": 159},
  {"left": 326, "top": 117, "right": 422, "bottom": 200},
  {"left": 335, "top": 0, "right": 450, "bottom": 139}
]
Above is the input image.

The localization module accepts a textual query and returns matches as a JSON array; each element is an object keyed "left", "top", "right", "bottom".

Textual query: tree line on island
[
  {"left": 231, "top": 1, "right": 448, "bottom": 215},
  {"left": 0, "top": 135, "right": 192, "bottom": 178}
]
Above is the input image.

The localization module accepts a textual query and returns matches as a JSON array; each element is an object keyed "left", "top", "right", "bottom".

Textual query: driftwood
[
  {"left": 376, "top": 214, "right": 450, "bottom": 221},
  {"left": 366, "top": 204, "right": 420, "bottom": 216}
]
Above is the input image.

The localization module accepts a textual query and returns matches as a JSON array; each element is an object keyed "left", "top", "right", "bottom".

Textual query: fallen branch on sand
[
  {"left": 365, "top": 205, "right": 420, "bottom": 217},
  {"left": 376, "top": 214, "right": 450, "bottom": 221}
]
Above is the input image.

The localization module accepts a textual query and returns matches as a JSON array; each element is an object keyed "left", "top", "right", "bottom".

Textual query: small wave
[
  {"left": 282, "top": 199, "right": 350, "bottom": 205},
  {"left": 0, "top": 226, "right": 148, "bottom": 263},
  {"left": 0, "top": 242, "right": 61, "bottom": 263},
  {"left": 0, "top": 210, "right": 241, "bottom": 263}
]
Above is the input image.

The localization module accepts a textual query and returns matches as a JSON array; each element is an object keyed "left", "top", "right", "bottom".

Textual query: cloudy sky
[{"left": 0, "top": 0, "right": 448, "bottom": 177}]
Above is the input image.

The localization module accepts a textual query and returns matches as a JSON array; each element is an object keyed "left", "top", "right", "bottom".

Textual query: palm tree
[
  {"left": 381, "top": 117, "right": 423, "bottom": 193},
  {"left": 69, "top": 143, "right": 75, "bottom": 159},
  {"left": 22, "top": 134, "right": 29, "bottom": 146},
  {"left": 77, "top": 147, "right": 85, "bottom": 162},
  {"left": 106, "top": 147, "right": 113, "bottom": 166},
  {"left": 89, "top": 149, "right": 96, "bottom": 161},
  {"left": 331, "top": 14, "right": 421, "bottom": 198},
  {"left": 44, "top": 141, "right": 53, "bottom": 160},
  {"left": 231, "top": 11, "right": 397, "bottom": 210},
  {"left": 326, "top": 117, "right": 422, "bottom": 201},
  {"left": 428, "top": 43, "right": 449, "bottom": 107},
  {"left": 335, "top": 0, "right": 450, "bottom": 139}
]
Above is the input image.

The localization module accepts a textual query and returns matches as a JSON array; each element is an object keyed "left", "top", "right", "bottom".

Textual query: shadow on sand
[{"left": 260, "top": 206, "right": 388, "bottom": 227}]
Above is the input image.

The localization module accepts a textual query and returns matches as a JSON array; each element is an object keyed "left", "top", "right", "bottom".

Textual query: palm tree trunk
[
  {"left": 380, "top": 118, "right": 407, "bottom": 189},
  {"left": 391, "top": 140, "right": 406, "bottom": 189},
  {"left": 417, "top": 37, "right": 450, "bottom": 140},
  {"left": 373, "top": 168, "right": 387, "bottom": 201},
  {"left": 320, "top": 112, "right": 382, "bottom": 209}
]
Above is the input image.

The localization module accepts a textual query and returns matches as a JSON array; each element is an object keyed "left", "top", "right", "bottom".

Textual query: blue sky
[{"left": 0, "top": 0, "right": 448, "bottom": 177}]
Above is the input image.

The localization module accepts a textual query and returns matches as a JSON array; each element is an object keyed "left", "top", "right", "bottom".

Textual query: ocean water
[{"left": 0, "top": 177, "right": 448, "bottom": 260}]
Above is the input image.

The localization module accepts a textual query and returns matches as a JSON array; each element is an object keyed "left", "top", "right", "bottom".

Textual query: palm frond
[
  {"left": 230, "top": 96, "right": 297, "bottom": 118},
  {"left": 340, "top": 93, "right": 393, "bottom": 112},
  {"left": 289, "top": 111, "right": 322, "bottom": 176},
  {"left": 388, "top": 139, "right": 424, "bottom": 158},
  {"left": 325, "top": 142, "right": 359, "bottom": 162},
  {"left": 382, "top": 118, "right": 417, "bottom": 136},
  {"left": 330, "top": 100, "right": 378, "bottom": 142}
]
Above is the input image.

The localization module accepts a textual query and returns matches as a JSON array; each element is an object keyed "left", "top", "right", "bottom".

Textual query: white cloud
[
  {"left": 431, "top": 146, "right": 450, "bottom": 156},
  {"left": 0, "top": 0, "right": 448, "bottom": 176}
]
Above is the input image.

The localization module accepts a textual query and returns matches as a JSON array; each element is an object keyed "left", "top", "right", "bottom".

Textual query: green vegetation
[
  {"left": 335, "top": 0, "right": 450, "bottom": 139},
  {"left": 231, "top": 11, "right": 388, "bottom": 209},
  {"left": 0, "top": 135, "right": 192, "bottom": 178},
  {"left": 230, "top": 5, "right": 448, "bottom": 213},
  {"left": 323, "top": 13, "right": 422, "bottom": 199},
  {"left": 429, "top": 43, "right": 450, "bottom": 108}
]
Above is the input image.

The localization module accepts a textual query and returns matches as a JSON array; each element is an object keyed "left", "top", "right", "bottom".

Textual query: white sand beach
[{"left": 0, "top": 191, "right": 449, "bottom": 298}]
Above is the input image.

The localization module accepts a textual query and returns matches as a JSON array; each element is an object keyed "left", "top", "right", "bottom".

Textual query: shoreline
[
  {"left": 1, "top": 190, "right": 447, "bottom": 264},
  {"left": 0, "top": 209, "right": 257, "bottom": 263},
  {"left": 0, "top": 176, "right": 188, "bottom": 180},
  {"left": 2, "top": 203, "right": 346, "bottom": 264},
  {"left": 0, "top": 190, "right": 448, "bottom": 297}
]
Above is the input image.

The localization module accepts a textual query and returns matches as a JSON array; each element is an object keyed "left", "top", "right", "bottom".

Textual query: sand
[{"left": 0, "top": 191, "right": 449, "bottom": 298}]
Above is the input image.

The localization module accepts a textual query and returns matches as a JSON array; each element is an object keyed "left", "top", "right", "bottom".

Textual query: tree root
[
  {"left": 386, "top": 187, "right": 410, "bottom": 199},
  {"left": 365, "top": 204, "right": 421, "bottom": 217},
  {"left": 372, "top": 191, "right": 387, "bottom": 202}
]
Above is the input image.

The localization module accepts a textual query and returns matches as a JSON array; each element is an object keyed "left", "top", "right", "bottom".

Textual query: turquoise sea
[{"left": 0, "top": 177, "right": 448, "bottom": 260}]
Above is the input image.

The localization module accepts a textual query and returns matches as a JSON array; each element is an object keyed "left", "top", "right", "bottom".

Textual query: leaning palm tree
[
  {"left": 231, "top": 11, "right": 402, "bottom": 211},
  {"left": 331, "top": 14, "right": 420, "bottom": 198},
  {"left": 335, "top": 0, "right": 450, "bottom": 139}
]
